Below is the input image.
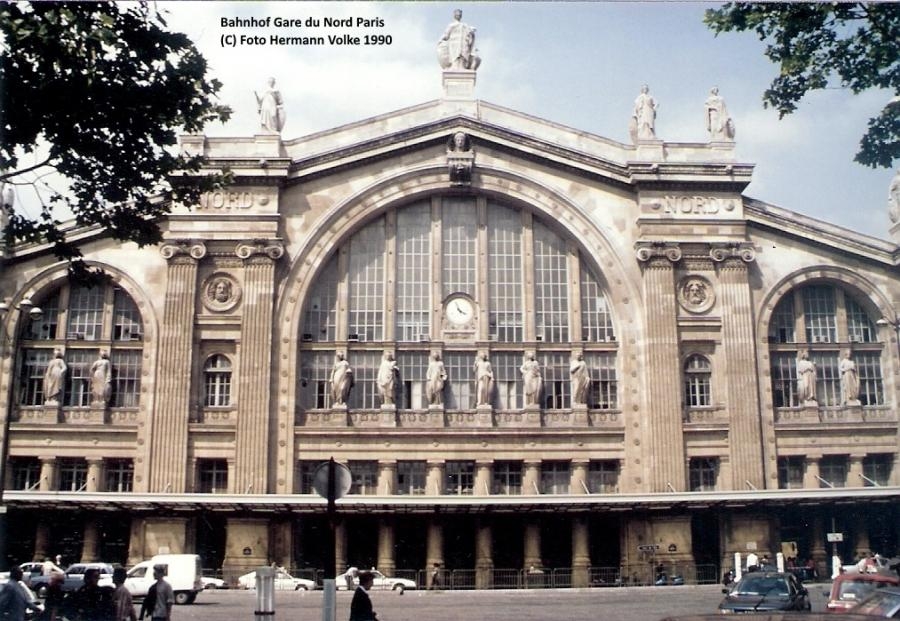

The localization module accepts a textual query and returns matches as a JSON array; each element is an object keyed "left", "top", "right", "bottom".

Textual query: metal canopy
[{"left": 4, "top": 486, "right": 898, "bottom": 515}]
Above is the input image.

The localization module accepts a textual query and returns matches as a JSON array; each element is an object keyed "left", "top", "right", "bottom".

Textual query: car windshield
[
  {"left": 853, "top": 590, "right": 900, "bottom": 615},
  {"left": 838, "top": 580, "right": 883, "bottom": 601},
  {"left": 733, "top": 576, "right": 789, "bottom": 596}
]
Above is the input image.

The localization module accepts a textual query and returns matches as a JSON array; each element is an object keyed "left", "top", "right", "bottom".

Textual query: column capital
[
  {"left": 635, "top": 241, "right": 681, "bottom": 265},
  {"left": 160, "top": 239, "right": 207, "bottom": 261},
  {"left": 710, "top": 242, "right": 756, "bottom": 264},
  {"left": 236, "top": 239, "right": 285, "bottom": 261}
]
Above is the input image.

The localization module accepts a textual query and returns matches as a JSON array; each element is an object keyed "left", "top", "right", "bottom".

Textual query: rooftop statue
[
  {"left": 705, "top": 86, "right": 735, "bottom": 141},
  {"left": 437, "top": 9, "right": 481, "bottom": 71},
  {"left": 630, "top": 84, "right": 658, "bottom": 142},
  {"left": 889, "top": 169, "right": 900, "bottom": 224},
  {"left": 254, "top": 77, "right": 286, "bottom": 134}
]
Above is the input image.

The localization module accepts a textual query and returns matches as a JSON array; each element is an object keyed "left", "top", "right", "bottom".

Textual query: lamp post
[{"left": 0, "top": 297, "right": 43, "bottom": 571}]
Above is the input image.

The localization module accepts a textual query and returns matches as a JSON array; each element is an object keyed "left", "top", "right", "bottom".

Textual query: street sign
[
  {"left": 638, "top": 544, "right": 660, "bottom": 552},
  {"left": 826, "top": 533, "right": 844, "bottom": 543},
  {"left": 312, "top": 460, "right": 352, "bottom": 500}
]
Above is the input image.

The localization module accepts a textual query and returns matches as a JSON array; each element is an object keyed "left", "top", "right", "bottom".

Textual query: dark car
[
  {"left": 718, "top": 571, "right": 811, "bottom": 614},
  {"left": 825, "top": 573, "right": 900, "bottom": 613},
  {"left": 850, "top": 586, "right": 900, "bottom": 617}
]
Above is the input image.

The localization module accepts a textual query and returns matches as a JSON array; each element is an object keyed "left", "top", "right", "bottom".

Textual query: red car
[{"left": 825, "top": 572, "right": 900, "bottom": 613}]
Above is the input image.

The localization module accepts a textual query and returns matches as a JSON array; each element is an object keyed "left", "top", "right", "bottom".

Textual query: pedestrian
[
  {"left": 41, "top": 571, "right": 67, "bottom": 621},
  {"left": 71, "top": 567, "right": 114, "bottom": 621},
  {"left": 0, "top": 566, "right": 43, "bottom": 620},
  {"left": 113, "top": 567, "right": 136, "bottom": 621},
  {"left": 746, "top": 551, "right": 759, "bottom": 573},
  {"left": 349, "top": 570, "right": 377, "bottom": 621},
  {"left": 139, "top": 565, "right": 173, "bottom": 621},
  {"left": 430, "top": 563, "right": 442, "bottom": 590},
  {"left": 344, "top": 566, "right": 358, "bottom": 591}
]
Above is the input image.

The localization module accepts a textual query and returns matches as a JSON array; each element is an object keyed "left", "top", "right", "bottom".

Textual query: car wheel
[
  {"left": 392, "top": 584, "right": 404, "bottom": 594},
  {"left": 36, "top": 585, "right": 48, "bottom": 599},
  {"left": 174, "top": 591, "right": 191, "bottom": 605},
  {"left": 295, "top": 585, "right": 307, "bottom": 591}
]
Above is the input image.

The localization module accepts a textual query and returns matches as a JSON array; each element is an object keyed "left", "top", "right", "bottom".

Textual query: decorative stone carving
[
  {"left": 677, "top": 276, "right": 715, "bottom": 313},
  {"left": 160, "top": 240, "right": 207, "bottom": 261},
  {"left": 254, "top": 77, "right": 286, "bottom": 134},
  {"left": 437, "top": 9, "right": 480, "bottom": 71},
  {"left": 447, "top": 131, "right": 474, "bottom": 184},
  {"left": 635, "top": 242, "right": 682, "bottom": 264},
  {"left": 43, "top": 348, "right": 67, "bottom": 406},
  {"left": 202, "top": 273, "right": 242, "bottom": 312},
  {"left": 570, "top": 353, "right": 591, "bottom": 406},
  {"left": 473, "top": 352, "right": 493, "bottom": 407},
  {"left": 705, "top": 87, "right": 735, "bottom": 141},
  {"left": 889, "top": 169, "right": 900, "bottom": 224},
  {"left": 426, "top": 352, "right": 448, "bottom": 406},
  {"left": 796, "top": 349, "right": 817, "bottom": 405},
  {"left": 709, "top": 243, "right": 756, "bottom": 263},
  {"left": 376, "top": 351, "right": 399, "bottom": 406},
  {"left": 520, "top": 352, "right": 542, "bottom": 407},
  {"left": 235, "top": 240, "right": 285, "bottom": 260},
  {"left": 630, "top": 84, "right": 658, "bottom": 142},
  {"left": 840, "top": 350, "right": 861, "bottom": 405},
  {"left": 90, "top": 350, "right": 112, "bottom": 406},
  {"left": 330, "top": 351, "right": 353, "bottom": 407}
]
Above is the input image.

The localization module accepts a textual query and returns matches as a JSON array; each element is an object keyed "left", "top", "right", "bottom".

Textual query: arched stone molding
[
  {"left": 754, "top": 265, "right": 895, "bottom": 489},
  {"left": 271, "top": 164, "right": 642, "bottom": 493}
]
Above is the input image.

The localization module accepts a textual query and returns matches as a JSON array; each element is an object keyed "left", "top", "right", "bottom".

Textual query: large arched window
[
  {"left": 299, "top": 197, "right": 618, "bottom": 412},
  {"left": 768, "top": 284, "right": 883, "bottom": 408},
  {"left": 17, "top": 284, "right": 144, "bottom": 408}
]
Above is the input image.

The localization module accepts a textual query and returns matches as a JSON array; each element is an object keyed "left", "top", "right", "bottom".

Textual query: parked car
[
  {"left": 0, "top": 562, "right": 45, "bottom": 585},
  {"left": 29, "top": 563, "right": 116, "bottom": 598},
  {"left": 718, "top": 571, "right": 811, "bottom": 614},
  {"left": 237, "top": 569, "right": 315, "bottom": 591},
  {"left": 124, "top": 554, "right": 203, "bottom": 604},
  {"left": 335, "top": 569, "right": 417, "bottom": 593},
  {"left": 201, "top": 575, "right": 227, "bottom": 589},
  {"left": 850, "top": 586, "right": 900, "bottom": 617},
  {"left": 825, "top": 573, "right": 900, "bottom": 613}
]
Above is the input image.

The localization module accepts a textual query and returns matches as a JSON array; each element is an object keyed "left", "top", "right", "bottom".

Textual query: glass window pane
[
  {"left": 299, "top": 351, "right": 334, "bottom": 409},
  {"left": 303, "top": 254, "right": 339, "bottom": 342},
  {"left": 397, "top": 461, "right": 426, "bottom": 495},
  {"left": 585, "top": 352, "right": 617, "bottom": 410},
  {"left": 111, "top": 349, "right": 142, "bottom": 407},
  {"left": 803, "top": 286, "right": 836, "bottom": 343},
  {"left": 441, "top": 198, "right": 477, "bottom": 298},
  {"left": 444, "top": 351, "right": 475, "bottom": 410},
  {"left": 67, "top": 286, "right": 105, "bottom": 340},
  {"left": 533, "top": 221, "right": 569, "bottom": 343},
  {"left": 492, "top": 352, "right": 523, "bottom": 410},
  {"left": 770, "top": 296, "right": 795, "bottom": 344},
  {"left": 492, "top": 461, "right": 522, "bottom": 495},
  {"left": 488, "top": 204, "right": 522, "bottom": 342},
  {"left": 348, "top": 218, "right": 385, "bottom": 342},
  {"left": 580, "top": 266, "right": 615, "bottom": 343},
  {"left": 396, "top": 203, "right": 431, "bottom": 342},
  {"left": 112, "top": 289, "right": 142, "bottom": 341},
  {"left": 64, "top": 350, "right": 94, "bottom": 407}
]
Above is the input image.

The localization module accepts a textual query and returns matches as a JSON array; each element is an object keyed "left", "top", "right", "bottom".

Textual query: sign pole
[{"left": 322, "top": 458, "right": 338, "bottom": 621}]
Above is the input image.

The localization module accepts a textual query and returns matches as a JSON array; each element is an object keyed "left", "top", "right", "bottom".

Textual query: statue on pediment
[
  {"left": 705, "top": 86, "right": 735, "bottom": 141},
  {"left": 796, "top": 349, "right": 817, "bottom": 404},
  {"left": 438, "top": 9, "right": 481, "bottom": 71},
  {"left": 255, "top": 77, "right": 286, "bottom": 134},
  {"left": 630, "top": 84, "right": 658, "bottom": 142},
  {"left": 889, "top": 169, "right": 900, "bottom": 224}
]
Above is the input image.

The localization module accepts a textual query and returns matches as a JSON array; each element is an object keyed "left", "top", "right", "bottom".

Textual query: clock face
[{"left": 445, "top": 296, "right": 474, "bottom": 326}]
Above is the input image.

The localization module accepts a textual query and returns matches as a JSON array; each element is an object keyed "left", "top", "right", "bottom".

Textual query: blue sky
[{"left": 159, "top": 2, "right": 894, "bottom": 240}]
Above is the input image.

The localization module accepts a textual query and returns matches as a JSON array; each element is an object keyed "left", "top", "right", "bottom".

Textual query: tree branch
[{"left": 0, "top": 157, "right": 54, "bottom": 182}]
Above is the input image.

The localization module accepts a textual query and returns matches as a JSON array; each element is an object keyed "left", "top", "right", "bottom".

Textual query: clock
[{"left": 445, "top": 295, "right": 475, "bottom": 326}]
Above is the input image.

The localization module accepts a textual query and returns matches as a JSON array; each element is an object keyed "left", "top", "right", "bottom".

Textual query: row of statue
[
  {"left": 796, "top": 350, "right": 861, "bottom": 406},
  {"left": 330, "top": 351, "right": 592, "bottom": 409},
  {"left": 42, "top": 348, "right": 111, "bottom": 407},
  {"left": 629, "top": 83, "right": 735, "bottom": 143}
]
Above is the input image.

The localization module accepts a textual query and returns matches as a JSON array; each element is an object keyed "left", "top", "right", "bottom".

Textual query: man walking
[
  {"left": 0, "top": 566, "right": 43, "bottom": 620},
  {"left": 139, "top": 565, "right": 173, "bottom": 621},
  {"left": 349, "top": 571, "right": 377, "bottom": 621}
]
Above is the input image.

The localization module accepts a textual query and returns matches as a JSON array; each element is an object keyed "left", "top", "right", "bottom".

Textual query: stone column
[
  {"left": 270, "top": 520, "right": 293, "bottom": 569},
  {"left": 635, "top": 244, "right": 685, "bottom": 492},
  {"left": 378, "top": 461, "right": 396, "bottom": 495},
  {"left": 475, "top": 519, "right": 493, "bottom": 589},
  {"left": 81, "top": 518, "right": 99, "bottom": 563},
  {"left": 570, "top": 460, "right": 589, "bottom": 494},
  {"left": 148, "top": 241, "right": 205, "bottom": 492},
  {"left": 39, "top": 456, "right": 56, "bottom": 491},
  {"left": 425, "top": 519, "right": 444, "bottom": 588},
  {"left": 803, "top": 457, "right": 821, "bottom": 489},
  {"left": 86, "top": 458, "right": 103, "bottom": 492},
  {"left": 33, "top": 523, "right": 51, "bottom": 563},
  {"left": 713, "top": 245, "right": 765, "bottom": 489},
  {"left": 523, "top": 461, "right": 540, "bottom": 495},
  {"left": 523, "top": 521, "right": 541, "bottom": 569},
  {"left": 848, "top": 455, "right": 864, "bottom": 487},
  {"left": 854, "top": 528, "right": 872, "bottom": 560},
  {"left": 810, "top": 515, "right": 828, "bottom": 580},
  {"left": 474, "top": 461, "right": 492, "bottom": 496},
  {"left": 335, "top": 521, "right": 348, "bottom": 574},
  {"left": 377, "top": 519, "right": 396, "bottom": 577},
  {"left": 234, "top": 241, "right": 283, "bottom": 495},
  {"left": 572, "top": 515, "right": 591, "bottom": 587}
]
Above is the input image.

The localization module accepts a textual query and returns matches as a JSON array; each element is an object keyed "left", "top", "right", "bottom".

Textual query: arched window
[
  {"left": 683, "top": 355, "right": 711, "bottom": 408},
  {"left": 204, "top": 355, "right": 232, "bottom": 407},
  {"left": 769, "top": 284, "right": 883, "bottom": 407},
  {"left": 298, "top": 197, "right": 618, "bottom": 412},
  {"left": 16, "top": 284, "right": 144, "bottom": 408}
]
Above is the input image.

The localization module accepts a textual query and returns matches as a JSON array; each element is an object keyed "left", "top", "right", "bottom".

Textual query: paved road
[{"left": 171, "top": 583, "right": 831, "bottom": 621}]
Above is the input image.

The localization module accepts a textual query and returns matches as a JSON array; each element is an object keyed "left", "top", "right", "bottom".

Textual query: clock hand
[{"left": 455, "top": 302, "right": 467, "bottom": 316}]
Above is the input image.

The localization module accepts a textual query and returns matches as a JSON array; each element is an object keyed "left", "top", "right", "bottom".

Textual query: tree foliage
[
  {"left": 705, "top": 2, "right": 899, "bottom": 168},
  {"left": 0, "top": 1, "right": 231, "bottom": 279}
]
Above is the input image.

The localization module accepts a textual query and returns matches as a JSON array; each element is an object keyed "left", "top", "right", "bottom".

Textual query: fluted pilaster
[
  {"left": 714, "top": 244, "right": 764, "bottom": 489},
  {"left": 148, "top": 240, "right": 205, "bottom": 492},
  {"left": 636, "top": 243, "right": 684, "bottom": 492},
  {"left": 234, "top": 240, "right": 283, "bottom": 494}
]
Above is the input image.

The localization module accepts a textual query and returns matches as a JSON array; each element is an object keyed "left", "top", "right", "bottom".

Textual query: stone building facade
[{"left": 1, "top": 67, "right": 898, "bottom": 585}]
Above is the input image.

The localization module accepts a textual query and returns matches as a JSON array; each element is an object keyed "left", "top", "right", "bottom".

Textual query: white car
[
  {"left": 200, "top": 575, "right": 227, "bottom": 589},
  {"left": 237, "top": 569, "right": 315, "bottom": 591},
  {"left": 335, "top": 569, "right": 417, "bottom": 593}
]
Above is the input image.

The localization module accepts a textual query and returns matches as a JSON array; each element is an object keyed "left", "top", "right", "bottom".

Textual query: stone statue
[
  {"left": 520, "top": 352, "right": 543, "bottom": 407},
  {"left": 796, "top": 350, "right": 817, "bottom": 404},
  {"left": 90, "top": 350, "right": 112, "bottom": 406},
  {"left": 426, "top": 352, "right": 448, "bottom": 406},
  {"left": 437, "top": 9, "right": 480, "bottom": 71},
  {"left": 473, "top": 353, "right": 494, "bottom": 407},
  {"left": 254, "top": 77, "right": 286, "bottom": 134},
  {"left": 447, "top": 131, "right": 474, "bottom": 183},
  {"left": 705, "top": 86, "right": 735, "bottom": 141},
  {"left": 43, "top": 348, "right": 67, "bottom": 405},
  {"left": 0, "top": 178, "right": 13, "bottom": 249},
  {"left": 570, "top": 353, "right": 591, "bottom": 406},
  {"left": 376, "top": 351, "right": 399, "bottom": 406},
  {"left": 630, "top": 84, "right": 658, "bottom": 142},
  {"left": 888, "top": 169, "right": 900, "bottom": 224},
  {"left": 839, "top": 350, "right": 860, "bottom": 405},
  {"left": 330, "top": 352, "right": 354, "bottom": 406}
]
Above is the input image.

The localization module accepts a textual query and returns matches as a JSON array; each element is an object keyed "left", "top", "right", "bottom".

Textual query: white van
[{"left": 125, "top": 554, "right": 203, "bottom": 605}]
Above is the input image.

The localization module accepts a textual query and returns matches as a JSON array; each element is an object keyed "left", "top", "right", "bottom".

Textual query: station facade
[{"left": 1, "top": 64, "right": 899, "bottom": 585}]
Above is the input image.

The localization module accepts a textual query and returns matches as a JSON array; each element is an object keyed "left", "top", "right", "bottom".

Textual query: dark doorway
[
  {"left": 540, "top": 515, "right": 572, "bottom": 569},
  {"left": 589, "top": 514, "right": 621, "bottom": 567},
  {"left": 293, "top": 516, "right": 328, "bottom": 572},
  {"left": 492, "top": 516, "right": 523, "bottom": 569},
  {"left": 345, "top": 515, "right": 378, "bottom": 570},
  {"left": 691, "top": 512, "right": 720, "bottom": 565},
  {"left": 442, "top": 516, "right": 474, "bottom": 570},
  {"left": 97, "top": 513, "right": 130, "bottom": 565},
  {"left": 394, "top": 517, "right": 426, "bottom": 571},
  {"left": 196, "top": 513, "right": 227, "bottom": 572}
]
